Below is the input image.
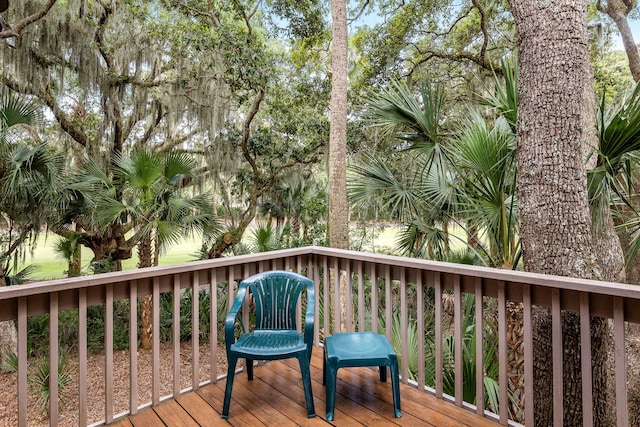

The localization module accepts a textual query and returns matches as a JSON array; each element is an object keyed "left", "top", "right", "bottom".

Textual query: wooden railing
[{"left": 1, "top": 246, "right": 639, "bottom": 426}]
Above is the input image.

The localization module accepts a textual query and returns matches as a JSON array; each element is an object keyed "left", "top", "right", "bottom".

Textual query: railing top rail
[
  {"left": 309, "top": 246, "right": 640, "bottom": 300},
  {"left": 0, "top": 247, "right": 312, "bottom": 300},
  {"left": 2, "top": 246, "right": 639, "bottom": 302}
]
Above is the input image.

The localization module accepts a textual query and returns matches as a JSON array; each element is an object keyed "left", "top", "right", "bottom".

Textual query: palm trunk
[
  {"left": 328, "top": 0, "right": 349, "bottom": 250},
  {"left": 138, "top": 234, "right": 153, "bottom": 350}
]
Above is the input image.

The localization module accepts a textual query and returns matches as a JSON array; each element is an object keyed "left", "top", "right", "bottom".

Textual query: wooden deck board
[
  {"left": 175, "top": 392, "right": 223, "bottom": 426},
  {"left": 152, "top": 400, "right": 199, "bottom": 426},
  {"left": 111, "top": 347, "right": 499, "bottom": 427}
]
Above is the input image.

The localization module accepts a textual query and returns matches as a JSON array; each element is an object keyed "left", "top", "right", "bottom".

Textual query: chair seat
[{"left": 231, "top": 330, "right": 306, "bottom": 357}]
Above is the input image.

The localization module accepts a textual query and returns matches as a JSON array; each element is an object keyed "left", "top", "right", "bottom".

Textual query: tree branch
[
  {"left": 471, "top": 0, "right": 489, "bottom": 64},
  {"left": 349, "top": 0, "right": 370, "bottom": 24},
  {"left": 242, "top": 88, "right": 265, "bottom": 182},
  {"left": 0, "top": 0, "right": 57, "bottom": 39},
  {"left": 2, "top": 224, "right": 34, "bottom": 259},
  {"left": 95, "top": 3, "right": 125, "bottom": 152},
  {"left": 410, "top": 46, "right": 499, "bottom": 74},
  {"left": 3, "top": 74, "right": 91, "bottom": 147}
]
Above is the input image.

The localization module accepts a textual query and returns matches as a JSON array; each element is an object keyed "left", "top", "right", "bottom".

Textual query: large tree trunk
[
  {"left": 328, "top": 0, "right": 349, "bottom": 251},
  {"left": 510, "top": 1, "right": 613, "bottom": 425},
  {"left": 329, "top": 0, "right": 349, "bottom": 331}
]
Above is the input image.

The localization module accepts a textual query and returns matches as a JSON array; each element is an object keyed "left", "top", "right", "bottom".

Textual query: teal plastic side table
[{"left": 322, "top": 332, "right": 402, "bottom": 421}]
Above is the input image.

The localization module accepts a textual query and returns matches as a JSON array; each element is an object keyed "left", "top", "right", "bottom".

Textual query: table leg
[
  {"left": 389, "top": 355, "right": 402, "bottom": 418},
  {"left": 325, "top": 360, "right": 338, "bottom": 421}
]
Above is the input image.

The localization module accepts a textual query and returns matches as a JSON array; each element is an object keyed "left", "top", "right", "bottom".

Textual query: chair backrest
[{"left": 242, "top": 270, "right": 314, "bottom": 331}]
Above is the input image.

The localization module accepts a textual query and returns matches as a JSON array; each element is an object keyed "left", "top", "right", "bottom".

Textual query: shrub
[{"left": 29, "top": 351, "right": 72, "bottom": 414}]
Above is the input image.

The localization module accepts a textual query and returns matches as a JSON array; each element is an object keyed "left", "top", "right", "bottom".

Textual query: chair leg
[
  {"left": 379, "top": 365, "right": 387, "bottom": 382},
  {"left": 221, "top": 356, "right": 238, "bottom": 419},
  {"left": 389, "top": 356, "right": 402, "bottom": 418},
  {"left": 297, "top": 354, "right": 316, "bottom": 418},
  {"left": 322, "top": 346, "right": 327, "bottom": 385},
  {"left": 246, "top": 358, "right": 254, "bottom": 380}
]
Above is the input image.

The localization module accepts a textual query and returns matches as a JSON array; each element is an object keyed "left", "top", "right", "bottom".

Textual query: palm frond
[
  {"left": 479, "top": 56, "right": 518, "bottom": 131},
  {"left": 0, "top": 90, "right": 41, "bottom": 131},
  {"left": 348, "top": 154, "right": 421, "bottom": 221},
  {"left": 364, "top": 79, "right": 446, "bottom": 149}
]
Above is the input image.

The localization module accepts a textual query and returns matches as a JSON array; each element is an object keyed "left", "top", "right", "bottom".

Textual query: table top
[{"left": 325, "top": 332, "right": 395, "bottom": 360}]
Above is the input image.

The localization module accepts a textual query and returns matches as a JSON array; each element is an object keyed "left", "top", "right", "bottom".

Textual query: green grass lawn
[
  {"left": 18, "top": 234, "right": 204, "bottom": 281},
  {"left": 17, "top": 225, "right": 461, "bottom": 281}
]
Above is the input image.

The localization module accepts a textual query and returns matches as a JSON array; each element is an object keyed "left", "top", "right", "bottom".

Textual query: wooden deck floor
[{"left": 109, "top": 347, "right": 499, "bottom": 427}]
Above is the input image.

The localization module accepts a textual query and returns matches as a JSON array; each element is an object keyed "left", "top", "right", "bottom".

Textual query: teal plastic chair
[{"left": 222, "top": 270, "right": 316, "bottom": 419}]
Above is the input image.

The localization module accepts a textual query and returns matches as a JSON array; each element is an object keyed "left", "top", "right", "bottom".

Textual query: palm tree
[
  {"left": 259, "top": 171, "right": 327, "bottom": 245},
  {"left": 73, "top": 148, "right": 220, "bottom": 349},
  {"left": 350, "top": 81, "right": 518, "bottom": 268},
  {"left": 0, "top": 88, "right": 64, "bottom": 367},
  {"left": 593, "top": 82, "right": 640, "bottom": 264}
]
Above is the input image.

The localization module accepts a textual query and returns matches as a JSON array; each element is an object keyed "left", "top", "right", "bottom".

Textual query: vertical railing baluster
[
  {"left": 346, "top": 261, "right": 353, "bottom": 332},
  {"left": 129, "top": 282, "right": 138, "bottom": 415},
  {"left": 210, "top": 269, "right": 218, "bottom": 381},
  {"left": 400, "top": 268, "right": 408, "bottom": 383},
  {"left": 416, "top": 271, "right": 425, "bottom": 390},
  {"left": 312, "top": 255, "right": 320, "bottom": 345},
  {"left": 580, "top": 293, "right": 593, "bottom": 427},
  {"left": 384, "top": 266, "right": 392, "bottom": 344},
  {"left": 105, "top": 284, "right": 114, "bottom": 423},
  {"left": 173, "top": 275, "right": 181, "bottom": 397},
  {"left": 454, "top": 276, "right": 462, "bottom": 406},
  {"left": 333, "top": 258, "right": 341, "bottom": 333},
  {"left": 434, "top": 272, "right": 443, "bottom": 399},
  {"left": 49, "top": 292, "right": 59, "bottom": 427},
  {"left": 357, "top": 262, "right": 365, "bottom": 332},
  {"left": 614, "top": 296, "right": 628, "bottom": 427},
  {"left": 240, "top": 266, "right": 250, "bottom": 372},
  {"left": 241, "top": 264, "right": 250, "bottom": 336},
  {"left": 371, "top": 263, "right": 378, "bottom": 335},
  {"left": 79, "top": 288, "right": 88, "bottom": 425},
  {"left": 152, "top": 277, "right": 160, "bottom": 405},
  {"left": 17, "top": 297, "right": 27, "bottom": 427},
  {"left": 523, "top": 285, "right": 534, "bottom": 426},
  {"left": 498, "top": 282, "right": 507, "bottom": 424},
  {"left": 227, "top": 268, "right": 235, "bottom": 324},
  {"left": 192, "top": 272, "right": 200, "bottom": 390},
  {"left": 296, "top": 257, "right": 303, "bottom": 334},
  {"left": 475, "top": 277, "right": 484, "bottom": 415},
  {"left": 323, "top": 257, "right": 329, "bottom": 339},
  {"left": 552, "top": 288, "right": 563, "bottom": 426}
]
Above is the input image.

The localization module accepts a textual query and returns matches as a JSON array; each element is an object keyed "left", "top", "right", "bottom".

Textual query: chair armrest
[{"left": 225, "top": 283, "right": 248, "bottom": 353}]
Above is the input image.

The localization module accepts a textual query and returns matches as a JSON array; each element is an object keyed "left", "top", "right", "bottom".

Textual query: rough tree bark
[
  {"left": 329, "top": 0, "right": 349, "bottom": 331},
  {"left": 328, "top": 0, "right": 349, "bottom": 251},
  {"left": 138, "top": 234, "right": 153, "bottom": 350},
  {"left": 510, "top": 1, "right": 614, "bottom": 425}
]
